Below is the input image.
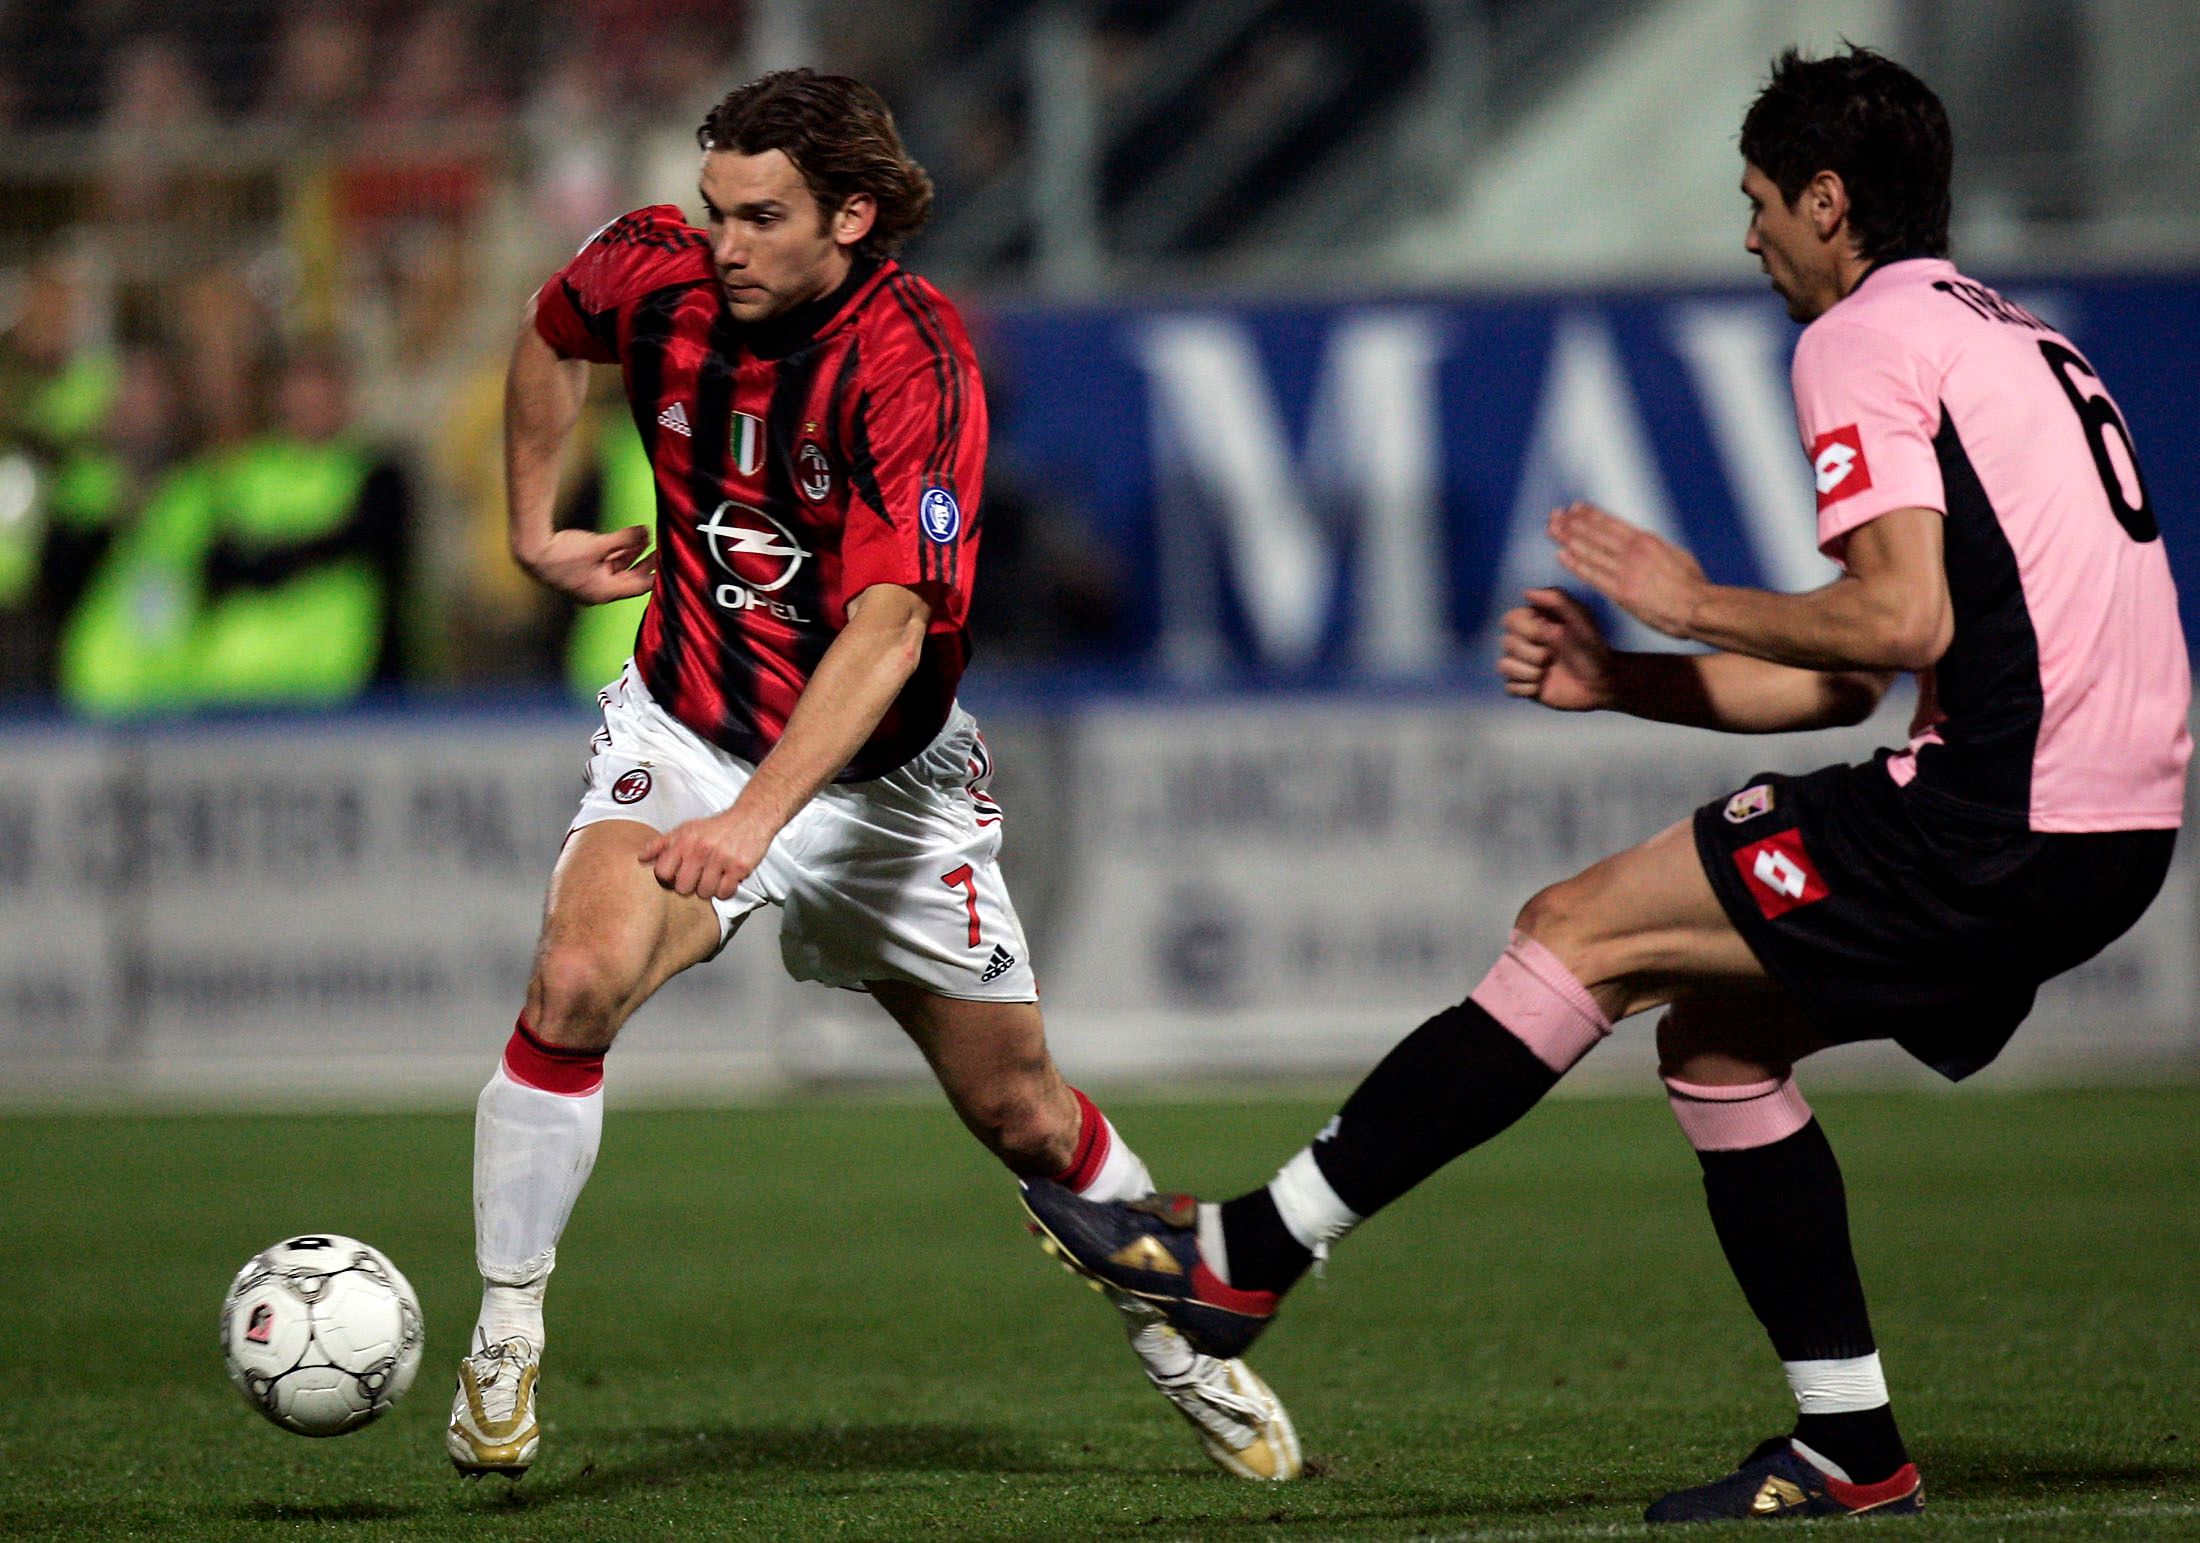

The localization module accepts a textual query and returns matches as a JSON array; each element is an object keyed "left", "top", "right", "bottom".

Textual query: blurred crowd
[{"left": 0, "top": 0, "right": 1422, "bottom": 713}]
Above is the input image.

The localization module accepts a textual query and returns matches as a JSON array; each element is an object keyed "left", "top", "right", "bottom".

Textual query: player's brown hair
[
  {"left": 697, "top": 69, "right": 934, "bottom": 260},
  {"left": 1740, "top": 46, "right": 1952, "bottom": 264}
]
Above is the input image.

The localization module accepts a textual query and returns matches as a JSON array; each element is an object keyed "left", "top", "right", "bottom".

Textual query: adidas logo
[
  {"left": 656, "top": 401, "right": 692, "bottom": 437},
  {"left": 980, "top": 944, "right": 1016, "bottom": 983}
]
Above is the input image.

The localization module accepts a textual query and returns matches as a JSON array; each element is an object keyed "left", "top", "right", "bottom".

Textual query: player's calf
[
  {"left": 1024, "top": 934, "right": 1614, "bottom": 1348},
  {"left": 1195, "top": 932, "right": 1611, "bottom": 1305},
  {"left": 1664, "top": 1066, "right": 1912, "bottom": 1492}
]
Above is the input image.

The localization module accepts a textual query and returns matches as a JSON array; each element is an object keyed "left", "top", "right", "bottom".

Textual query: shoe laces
[
  {"left": 466, "top": 1332, "right": 534, "bottom": 1387},
  {"left": 1153, "top": 1355, "right": 1269, "bottom": 1429}
]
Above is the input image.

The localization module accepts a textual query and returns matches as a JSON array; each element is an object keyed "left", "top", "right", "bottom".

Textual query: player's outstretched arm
[
  {"left": 640, "top": 584, "right": 934, "bottom": 900},
  {"left": 1499, "top": 587, "right": 1890, "bottom": 732},
  {"left": 505, "top": 300, "right": 657, "bottom": 604},
  {"left": 1549, "top": 500, "right": 1950, "bottom": 674}
]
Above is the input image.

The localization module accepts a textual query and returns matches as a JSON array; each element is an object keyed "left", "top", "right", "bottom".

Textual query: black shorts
[{"left": 1692, "top": 755, "right": 2176, "bottom": 1081}]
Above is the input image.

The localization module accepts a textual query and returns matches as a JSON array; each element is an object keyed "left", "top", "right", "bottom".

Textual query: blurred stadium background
[{"left": 4, "top": 0, "right": 2199, "bottom": 1104}]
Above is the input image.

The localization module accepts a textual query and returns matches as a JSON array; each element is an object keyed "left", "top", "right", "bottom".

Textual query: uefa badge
[{"left": 920, "top": 487, "right": 961, "bottom": 544}]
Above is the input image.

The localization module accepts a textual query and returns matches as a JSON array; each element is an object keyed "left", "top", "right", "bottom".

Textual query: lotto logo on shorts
[
  {"left": 1734, "top": 830, "right": 1829, "bottom": 919},
  {"left": 1810, "top": 424, "right": 1873, "bottom": 510},
  {"left": 611, "top": 768, "right": 653, "bottom": 804}
]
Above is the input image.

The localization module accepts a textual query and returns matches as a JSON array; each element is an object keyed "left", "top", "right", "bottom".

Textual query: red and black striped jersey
[{"left": 531, "top": 205, "right": 987, "bottom": 781}]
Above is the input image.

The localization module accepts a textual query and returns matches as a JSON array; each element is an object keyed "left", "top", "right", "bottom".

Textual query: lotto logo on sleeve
[
  {"left": 1734, "top": 830, "right": 1830, "bottom": 919},
  {"left": 1810, "top": 424, "right": 1873, "bottom": 510}
]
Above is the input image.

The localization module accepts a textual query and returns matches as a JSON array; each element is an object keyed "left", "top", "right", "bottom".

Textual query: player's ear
[
  {"left": 1805, "top": 169, "right": 1849, "bottom": 241},
  {"left": 832, "top": 192, "right": 877, "bottom": 250}
]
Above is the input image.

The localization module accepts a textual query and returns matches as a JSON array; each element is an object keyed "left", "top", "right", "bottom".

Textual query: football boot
[
  {"left": 1122, "top": 1305, "right": 1301, "bottom": 1481},
  {"left": 1019, "top": 1180, "right": 1279, "bottom": 1359},
  {"left": 1645, "top": 1436, "right": 1923, "bottom": 1523},
  {"left": 447, "top": 1332, "right": 541, "bottom": 1478}
]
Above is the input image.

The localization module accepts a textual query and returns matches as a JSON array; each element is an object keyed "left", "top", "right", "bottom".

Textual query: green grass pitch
[{"left": 3, "top": 1086, "right": 2196, "bottom": 1539}]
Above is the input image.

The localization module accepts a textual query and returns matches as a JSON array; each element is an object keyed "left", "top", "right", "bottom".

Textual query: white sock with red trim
[
  {"left": 472, "top": 1020, "right": 606, "bottom": 1351},
  {"left": 1050, "top": 1086, "right": 1153, "bottom": 1202}
]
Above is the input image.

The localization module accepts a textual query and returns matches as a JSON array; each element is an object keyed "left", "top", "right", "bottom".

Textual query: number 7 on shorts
[{"left": 941, "top": 864, "right": 982, "bottom": 947}]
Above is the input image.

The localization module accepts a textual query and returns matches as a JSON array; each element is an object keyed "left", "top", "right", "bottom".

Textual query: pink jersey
[{"left": 1790, "top": 258, "right": 2190, "bottom": 832}]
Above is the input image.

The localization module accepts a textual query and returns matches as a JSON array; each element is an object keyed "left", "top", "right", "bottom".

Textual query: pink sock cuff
[
  {"left": 1051, "top": 1086, "right": 1113, "bottom": 1194},
  {"left": 502, "top": 1017, "right": 606, "bottom": 1096},
  {"left": 1469, "top": 931, "right": 1613, "bottom": 1073},
  {"left": 1663, "top": 1073, "right": 1813, "bottom": 1151}
]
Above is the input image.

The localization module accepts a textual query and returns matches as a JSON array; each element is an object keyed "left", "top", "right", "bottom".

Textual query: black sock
[
  {"left": 1794, "top": 1407, "right": 1909, "bottom": 1486},
  {"left": 1213, "top": 1187, "right": 1302, "bottom": 1296},
  {"left": 1219, "top": 999, "right": 1561, "bottom": 1293},
  {"left": 1697, "top": 1118, "right": 1909, "bottom": 1484}
]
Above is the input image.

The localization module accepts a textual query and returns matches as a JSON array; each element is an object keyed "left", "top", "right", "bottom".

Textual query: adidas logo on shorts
[{"left": 980, "top": 945, "right": 1016, "bottom": 983}]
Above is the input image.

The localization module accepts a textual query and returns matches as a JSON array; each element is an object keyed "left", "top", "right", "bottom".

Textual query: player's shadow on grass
[
  {"left": 493, "top": 1419, "right": 1080, "bottom": 1505},
  {"left": 1921, "top": 1437, "right": 2199, "bottom": 1501}
]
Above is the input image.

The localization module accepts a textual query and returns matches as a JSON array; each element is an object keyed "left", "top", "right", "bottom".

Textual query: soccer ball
[{"left": 220, "top": 1234, "right": 425, "bottom": 1437}]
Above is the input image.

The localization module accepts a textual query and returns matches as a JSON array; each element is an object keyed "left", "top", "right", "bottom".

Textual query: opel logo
[{"left": 697, "top": 500, "right": 807, "bottom": 593}]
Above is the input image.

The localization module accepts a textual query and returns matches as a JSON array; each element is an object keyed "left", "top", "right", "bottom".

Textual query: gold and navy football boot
[
  {"left": 1018, "top": 1181, "right": 1279, "bottom": 1360},
  {"left": 1645, "top": 1436, "right": 1923, "bottom": 1523}
]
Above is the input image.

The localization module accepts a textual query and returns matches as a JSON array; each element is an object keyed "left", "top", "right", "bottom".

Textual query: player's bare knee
[
  {"left": 528, "top": 944, "right": 633, "bottom": 1051},
  {"left": 1511, "top": 880, "right": 1575, "bottom": 947},
  {"left": 1512, "top": 881, "right": 1618, "bottom": 986}
]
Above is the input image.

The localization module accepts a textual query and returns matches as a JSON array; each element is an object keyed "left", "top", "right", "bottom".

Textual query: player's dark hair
[
  {"left": 697, "top": 69, "right": 933, "bottom": 260},
  {"left": 1739, "top": 45, "right": 1952, "bottom": 263}
]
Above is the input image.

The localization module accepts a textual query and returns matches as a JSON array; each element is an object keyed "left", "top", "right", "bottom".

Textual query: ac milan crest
[
  {"left": 797, "top": 441, "right": 832, "bottom": 502},
  {"left": 611, "top": 768, "right": 653, "bottom": 805}
]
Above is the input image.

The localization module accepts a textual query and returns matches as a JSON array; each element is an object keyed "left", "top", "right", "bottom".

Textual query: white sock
[
  {"left": 478, "top": 1278, "right": 548, "bottom": 1352},
  {"left": 473, "top": 1059, "right": 603, "bottom": 1351},
  {"left": 1079, "top": 1131, "right": 1154, "bottom": 1203},
  {"left": 1783, "top": 1351, "right": 1890, "bottom": 1415},
  {"left": 1268, "top": 1147, "right": 1362, "bottom": 1256}
]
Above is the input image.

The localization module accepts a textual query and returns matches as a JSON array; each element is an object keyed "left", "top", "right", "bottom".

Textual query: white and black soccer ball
[{"left": 220, "top": 1234, "right": 425, "bottom": 1437}]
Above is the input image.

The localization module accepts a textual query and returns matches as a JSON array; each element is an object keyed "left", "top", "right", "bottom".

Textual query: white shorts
[{"left": 570, "top": 662, "right": 1037, "bottom": 1001}]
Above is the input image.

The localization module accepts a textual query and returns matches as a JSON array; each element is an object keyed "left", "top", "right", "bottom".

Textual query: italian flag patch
[{"left": 731, "top": 411, "right": 764, "bottom": 476}]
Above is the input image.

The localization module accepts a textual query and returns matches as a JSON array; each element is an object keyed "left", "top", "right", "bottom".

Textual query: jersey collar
[{"left": 1850, "top": 252, "right": 1940, "bottom": 293}]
